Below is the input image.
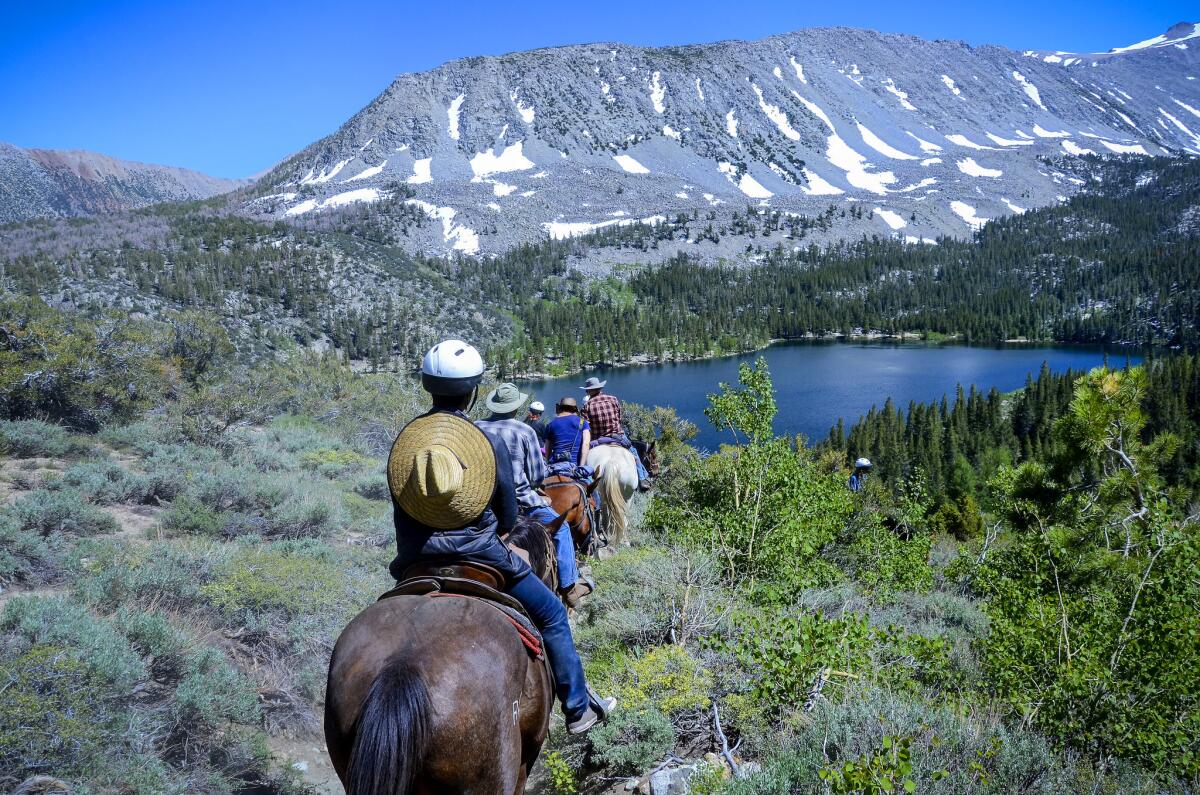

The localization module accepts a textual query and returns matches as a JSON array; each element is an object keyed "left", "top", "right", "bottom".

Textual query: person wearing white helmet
[
  {"left": 388, "top": 340, "right": 615, "bottom": 734},
  {"left": 524, "top": 400, "right": 548, "bottom": 446},
  {"left": 849, "top": 457, "right": 872, "bottom": 492}
]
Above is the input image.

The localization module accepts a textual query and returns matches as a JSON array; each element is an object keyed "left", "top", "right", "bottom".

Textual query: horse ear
[
  {"left": 585, "top": 478, "right": 600, "bottom": 495},
  {"left": 549, "top": 510, "right": 569, "bottom": 534}
]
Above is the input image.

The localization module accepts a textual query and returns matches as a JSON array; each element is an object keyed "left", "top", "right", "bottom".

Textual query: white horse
[{"left": 588, "top": 445, "right": 639, "bottom": 548}]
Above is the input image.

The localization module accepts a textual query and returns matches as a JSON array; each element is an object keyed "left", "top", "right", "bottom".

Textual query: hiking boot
[
  {"left": 567, "top": 695, "right": 617, "bottom": 735},
  {"left": 567, "top": 708, "right": 601, "bottom": 735},
  {"left": 559, "top": 581, "right": 592, "bottom": 609},
  {"left": 638, "top": 479, "right": 652, "bottom": 492}
]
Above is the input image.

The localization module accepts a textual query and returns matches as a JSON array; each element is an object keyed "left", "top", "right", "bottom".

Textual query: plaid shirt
[
  {"left": 583, "top": 393, "right": 623, "bottom": 439},
  {"left": 476, "top": 416, "right": 550, "bottom": 509}
]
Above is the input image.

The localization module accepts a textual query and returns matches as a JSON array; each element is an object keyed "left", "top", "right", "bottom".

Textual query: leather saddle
[
  {"left": 378, "top": 561, "right": 545, "bottom": 660},
  {"left": 383, "top": 561, "right": 522, "bottom": 611}
]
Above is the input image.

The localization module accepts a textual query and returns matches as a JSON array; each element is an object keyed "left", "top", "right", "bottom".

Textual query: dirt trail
[{"left": 267, "top": 736, "right": 343, "bottom": 794}]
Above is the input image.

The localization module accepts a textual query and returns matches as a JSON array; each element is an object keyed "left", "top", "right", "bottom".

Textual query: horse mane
[{"left": 506, "top": 516, "right": 554, "bottom": 580}]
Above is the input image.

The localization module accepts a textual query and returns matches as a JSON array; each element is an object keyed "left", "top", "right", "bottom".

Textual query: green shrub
[
  {"left": 589, "top": 644, "right": 712, "bottom": 717},
  {"left": 840, "top": 516, "right": 933, "bottom": 597},
  {"left": 51, "top": 459, "right": 158, "bottom": 504},
  {"left": 0, "top": 296, "right": 167, "bottom": 430},
  {"left": 7, "top": 488, "right": 119, "bottom": 537},
  {"left": 0, "top": 419, "right": 77, "bottom": 458},
  {"left": 588, "top": 705, "right": 676, "bottom": 775},
  {"left": 0, "top": 517, "right": 61, "bottom": 585},
  {"left": 200, "top": 540, "right": 383, "bottom": 632},
  {"left": 0, "top": 644, "right": 132, "bottom": 786},
  {"left": 300, "top": 446, "right": 367, "bottom": 477},
  {"left": 542, "top": 750, "right": 579, "bottom": 795},
  {"left": 73, "top": 539, "right": 219, "bottom": 612},
  {"left": 0, "top": 596, "right": 267, "bottom": 793},
  {"left": 351, "top": 471, "right": 391, "bottom": 501},
  {"left": 160, "top": 495, "right": 226, "bottom": 537}
]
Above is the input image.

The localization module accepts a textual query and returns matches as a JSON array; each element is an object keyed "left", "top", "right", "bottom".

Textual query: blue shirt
[{"left": 544, "top": 414, "right": 590, "bottom": 465}]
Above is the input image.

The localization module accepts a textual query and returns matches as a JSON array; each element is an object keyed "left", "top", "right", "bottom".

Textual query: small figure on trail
[
  {"left": 524, "top": 400, "right": 547, "bottom": 446},
  {"left": 389, "top": 342, "right": 615, "bottom": 734},
  {"left": 545, "top": 396, "right": 591, "bottom": 469},
  {"left": 478, "top": 384, "right": 588, "bottom": 608},
  {"left": 580, "top": 376, "right": 652, "bottom": 491},
  {"left": 849, "top": 457, "right": 872, "bottom": 492}
]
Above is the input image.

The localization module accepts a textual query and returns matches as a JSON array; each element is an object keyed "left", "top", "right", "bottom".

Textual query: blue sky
[{"left": 0, "top": 0, "right": 1192, "bottom": 177}]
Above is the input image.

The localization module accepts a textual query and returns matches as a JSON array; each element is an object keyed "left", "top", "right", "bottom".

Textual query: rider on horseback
[
  {"left": 580, "top": 376, "right": 652, "bottom": 491},
  {"left": 477, "top": 383, "right": 586, "bottom": 607},
  {"left": 388, "top": 341, "right": 615, "bottom": 734}
]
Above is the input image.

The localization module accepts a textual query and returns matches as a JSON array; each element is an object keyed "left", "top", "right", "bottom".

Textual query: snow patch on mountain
[
  {"left": 1032, "top": 124, "right": 1071, "bottom": 138},
  {"left": 950, "top": 200, "right": 988, "bottom": 229},
  {"left": 447, "top": 94, "right": 465, "bottom": 140},
  {"left": 407, "top": 158, "right": 433, "bottom": 184},
  {"left": 957, "top": 158, "right": 1002, "bottom": 177},
  {"left": 1011, "top": 71, "right": 1047, "bottom": 110},
  {"left": 345, "top": 161, "right": 387, "bottom": 182},
  {"left": 613, "top": 154, "right": 651, "bottom": 174},
  {"left": 650, "top": 71, "right": 666, "bottom": 114},
  {"left": 511, "top": 91, "right": 535, "bottom": 124},
  {"left": 752, "top": 84, "right": 801, "bottom": 140},
  {"left": 873, "top": 207, "right": 907, "bottom": 230},
  {"left": 780, "top": 57, "right": 802, "bottom": 85},
  {"left": 1061, "top": 140, "right": 1096, "bottom": 155},
  {"left": 407, "top": 199, "right": 479, "bottom": 254},
  {"left": 857, "top": 123, "right": 919, "bottom": 159},
  {"left": 470, "top": 142, "right": 535, "bottom": 178},
  {"left": 882, "top": 78, "right": 918, "bottom": 111}
]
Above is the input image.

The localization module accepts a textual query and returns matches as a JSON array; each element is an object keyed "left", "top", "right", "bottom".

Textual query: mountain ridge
[
  {"left": 248, "top": 22, "right": 1200, "bottom": 258},
  {"left": 0, "top": 143, "right": 250, "bottom": 224}
]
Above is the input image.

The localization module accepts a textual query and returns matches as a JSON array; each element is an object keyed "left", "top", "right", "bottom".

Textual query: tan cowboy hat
[
  {"left": 387, "top": 412, "right": 497, "bottom": 529},
  {"left": 556, "top": 396, "right": 579, "bottom": 411}
]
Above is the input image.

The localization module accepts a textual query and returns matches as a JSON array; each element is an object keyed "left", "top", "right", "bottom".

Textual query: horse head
[
  {"left": 505, "top": 514, "right": 560, "bottom": 588},
  {"left": 642, "top": 440, "right": 660, "bottom": 477}
]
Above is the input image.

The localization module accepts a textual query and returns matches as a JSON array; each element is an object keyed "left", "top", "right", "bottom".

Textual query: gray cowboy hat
[
  {"left": 485, "top": 382, "right": 528, "bottom": 413},
  {"left": 580, "top": 376, "right": 607, "bottom": 391}
]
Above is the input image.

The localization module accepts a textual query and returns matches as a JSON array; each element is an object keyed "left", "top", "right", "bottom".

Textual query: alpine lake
[{"left": 520, "top": 342, "right": 1144, "bottom": 451}]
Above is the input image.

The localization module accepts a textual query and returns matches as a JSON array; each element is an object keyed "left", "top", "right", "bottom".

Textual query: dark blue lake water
[{"left": 520, "top": 343, "right": 1142, "bottom": 451}]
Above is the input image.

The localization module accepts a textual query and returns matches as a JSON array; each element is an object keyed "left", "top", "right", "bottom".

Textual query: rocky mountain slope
[
  {"left": 0, "top": 143, "right": 248, "bottom": 223},
  {"left": 252, "top": 22, "right": 1200, "bottom": 256}
]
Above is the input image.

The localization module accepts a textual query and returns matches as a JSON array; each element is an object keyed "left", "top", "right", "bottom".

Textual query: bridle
[{"left": 541, "top": 478, "right": 596, "bottom": 542}]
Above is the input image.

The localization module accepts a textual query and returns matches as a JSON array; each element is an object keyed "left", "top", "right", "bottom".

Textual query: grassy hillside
[{"left": 2, "top": 299, "right": 1197, "bottom": 794}]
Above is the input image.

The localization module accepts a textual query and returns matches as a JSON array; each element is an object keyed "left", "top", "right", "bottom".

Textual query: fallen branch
[{"left": 712, "top": 703, "right": 742, "bottom": 778}]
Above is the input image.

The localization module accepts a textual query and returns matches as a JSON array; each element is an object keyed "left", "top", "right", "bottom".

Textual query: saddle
[{"left": 379, "top": 561, "right": 545, "bottom": 659}]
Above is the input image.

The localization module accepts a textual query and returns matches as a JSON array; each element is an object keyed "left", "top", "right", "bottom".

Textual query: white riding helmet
[
  {"left": 855, "top": 457, "right": 872, "bottom": 469},
  {"left": 421, "top": 340, "right": 485, "bottom": 396},
  {"left": 529, "top": 401, "right": 545, "bottom": 412}
]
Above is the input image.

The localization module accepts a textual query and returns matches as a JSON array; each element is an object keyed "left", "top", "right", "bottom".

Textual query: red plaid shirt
[{"left": 583, "top": 393, "right": 623, "bottom": 439}]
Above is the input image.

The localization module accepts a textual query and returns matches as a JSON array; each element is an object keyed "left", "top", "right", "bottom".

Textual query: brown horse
[
  {"left": 541, "top": 475, "right": 600, "bottom": 552},
  {"left": 324, "top": 518, "right": 560, "bottom": 795}
]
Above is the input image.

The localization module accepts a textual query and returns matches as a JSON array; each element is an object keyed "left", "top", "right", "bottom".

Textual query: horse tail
[
  {"left": 601, "top": 461, "right": 629, "bottom": 547},
  {"left": 346, "top": 658, "right": 430, "bottom": 795}
]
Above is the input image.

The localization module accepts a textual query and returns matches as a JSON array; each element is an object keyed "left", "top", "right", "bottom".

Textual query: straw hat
[{"left": 387, "top": 412, "right": 496, "bottom": 529}]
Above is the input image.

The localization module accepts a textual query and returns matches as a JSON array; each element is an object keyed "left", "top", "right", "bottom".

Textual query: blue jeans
[
  {"left": 526, "top": 505, "right": 579, "bottom": 590},
  {"left": 507, "top": 571, "right": 590, "bottom": 720},
  {"left": 612, "top": 433, "right": 650, "bottom": 481}
]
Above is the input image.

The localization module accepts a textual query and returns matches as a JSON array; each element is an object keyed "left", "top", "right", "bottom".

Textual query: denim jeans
[
  {"left": 526, "top": 505, "right": 578, "bottom": 590},
  {"left": 612, "top": 432, "right": 650, "bottom": 481},
  {"left": 507, "top": 570, "right": 590, "bottom": 720}
]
